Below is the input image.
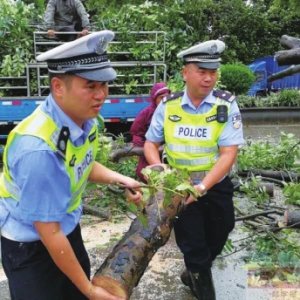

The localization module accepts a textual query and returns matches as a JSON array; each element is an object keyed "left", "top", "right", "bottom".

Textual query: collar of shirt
[
  {"left": 41, "top": 94, "right": 94, "bottom": 146},
  {"left": 181, "top": 88, "right": 215, "bottom": 113}
]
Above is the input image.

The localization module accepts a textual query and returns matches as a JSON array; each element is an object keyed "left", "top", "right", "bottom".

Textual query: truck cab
[
  {"left": 247, "top": 55, "right": 300, "bottom": 97},
  {"left": 247, "top": 60, "right": 269, "bottom": 97}
]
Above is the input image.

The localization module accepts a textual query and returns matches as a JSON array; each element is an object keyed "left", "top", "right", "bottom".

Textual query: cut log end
[
  {"left": 283, "top": 209, "right": 300, "bottom": 228},
  {"left": 92, "top": 275, "right": 128, "bottom": 299}
]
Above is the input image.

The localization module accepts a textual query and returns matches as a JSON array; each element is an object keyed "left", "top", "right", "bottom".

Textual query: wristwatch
[{"left": 198, "top": 183, "right": 207, "bottom": 196}]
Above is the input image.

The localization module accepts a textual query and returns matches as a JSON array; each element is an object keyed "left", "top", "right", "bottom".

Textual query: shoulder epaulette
[
  {"left": 162, "top": 91, "right": 184, "bottom": 103},
  {"left": 213, "top": 90, "right": 236, "bottom": 103}
]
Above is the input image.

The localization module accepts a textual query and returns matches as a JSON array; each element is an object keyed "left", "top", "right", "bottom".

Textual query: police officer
[
  {"left": 144, "top": 40, "right": 244, "bottom": 299},
  {"left": 0, "top": 30, "right": 142, "bottom": 300}
]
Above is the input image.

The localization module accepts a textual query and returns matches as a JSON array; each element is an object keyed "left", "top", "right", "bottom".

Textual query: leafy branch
[{"left": 124, "top": 167, "right": 199, "bottom": 228}]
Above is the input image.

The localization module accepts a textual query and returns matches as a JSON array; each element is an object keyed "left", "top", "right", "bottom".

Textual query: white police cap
[
  {"left": 36, "top": 30, "right": 117, "bottom": 82},
  {"left": 177, "top": 40, "right": 225, "bottom": 69}
]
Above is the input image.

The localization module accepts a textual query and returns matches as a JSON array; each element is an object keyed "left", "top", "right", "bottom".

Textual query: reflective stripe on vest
[
  {"left": 0, "top": 108, "right": 98, "bottom": 213},
  {"left": 164, "top": 97, "right": 229, "bottom": 171},
  {"left": 166, "top": 143, "right": 218, "bottom": 154}
]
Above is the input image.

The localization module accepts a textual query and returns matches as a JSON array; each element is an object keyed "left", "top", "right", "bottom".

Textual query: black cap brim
[
  {"left": 196, "top": 62, "right": 221, "bottom": 69},
  {"left": 73, "top": 67, "right": 117, "bottom": 82}
]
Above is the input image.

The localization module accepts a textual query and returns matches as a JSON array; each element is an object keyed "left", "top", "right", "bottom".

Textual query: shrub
[{"left": 220, "top": 63, "right": 255, "bottom": 95}]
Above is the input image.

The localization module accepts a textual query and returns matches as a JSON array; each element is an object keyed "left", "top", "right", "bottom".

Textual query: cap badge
[
  {"left": 207, "top": 43, "right": 218, "bottom": 55},
  {"left": 95, "top": 37, "right": 109, "bottom": 55}
]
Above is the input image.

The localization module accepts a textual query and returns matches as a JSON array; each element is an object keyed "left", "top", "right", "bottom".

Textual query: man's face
[
  {"left": 182, "top": 63, "right": 218, "bottom": 100},
  {"left": 55, "top": 75, "right": 108, "bottom": 127}
]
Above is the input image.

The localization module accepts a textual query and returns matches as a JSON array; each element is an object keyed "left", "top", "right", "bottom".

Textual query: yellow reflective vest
[
  {"left": 0, "top": 108, "right": 98, "bottom": 212},
  {"left": 164, "top": 96, "right": 230, "bottom": 171}
]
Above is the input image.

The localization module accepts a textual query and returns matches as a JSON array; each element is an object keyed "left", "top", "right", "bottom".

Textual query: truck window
[{"left": 255, "top": 71, "right": 265, "bottom": 82}]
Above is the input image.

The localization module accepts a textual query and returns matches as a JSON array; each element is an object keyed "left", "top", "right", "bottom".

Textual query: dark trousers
[
  {"left": 57, "top": 23, "right": 82, "bottom": 42},
  {"left": 174, "top": 176, "right": 235, "bottom": 272},
  {"left": 1, "top": 224, "right": 90, "bottom": 300}
]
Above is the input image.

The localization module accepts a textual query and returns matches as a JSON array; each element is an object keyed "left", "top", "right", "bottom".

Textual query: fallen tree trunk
[
  {"left": 109, "top": 145, "right": 163, "bottom": 163},
  {"left": 235, "top": 209, "right": 281, "bottom": 222},
  {"left": 83, "top": 203, "right": 111, "bottom": 220},
  {"left": 280, "top": 35, "right": 300, "bottom": 50},
  {"left": 267, "top": 35, "right": 300, "bottom": 82},
  {"left": 238, "top": 170, "right": 300, "bottom": 182},
  {"left": 275, "top": 49, "right": 300, "bottom": 66},
  {"left": 283, "top": 209, "right": 300, "bottom": 228},
  {"left": 231, "top": 179, "right": 274, "bottom": 196},
  {"left": 268, "top": 64, "right": 300, "bottom": 82},
  {"left": 275, "top": 35, "right": 300, "bottom": 66},
  {"left": 92, "top": 190, "right": 186, "bottom": 298}
]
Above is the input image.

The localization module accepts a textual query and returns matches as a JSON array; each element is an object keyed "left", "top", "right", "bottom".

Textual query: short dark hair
[{"left": 48, "top": 72, "right": 75, "bottom": 92}]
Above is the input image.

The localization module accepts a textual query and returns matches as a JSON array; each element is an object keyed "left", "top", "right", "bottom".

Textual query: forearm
[
  {"left": 36, "top": 224, "right": 91, "bottom": 297},
  {"left": 88, "top": 161, "right": 130, "bottom": 184},
  {"left": 144, "top": 140, "right": 161, "bottom": 165},
  {"left": 201, "top": 146, "right": 238, "bottom": 190}
]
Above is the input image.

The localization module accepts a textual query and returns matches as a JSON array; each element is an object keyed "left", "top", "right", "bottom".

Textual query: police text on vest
[
  {"left": 74, "top": 148, "right": 93, "bottom": 183},
  {"left": 175, "top": 125, "right": 212, "bottom": 140}
]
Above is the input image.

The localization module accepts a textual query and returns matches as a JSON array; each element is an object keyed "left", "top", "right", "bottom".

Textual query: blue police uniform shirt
[
  {"left": 0, "top": 94, "right": 95, "bottom": 242},
  {"left": 145, "top": 89, "right": 244, "bottom": 182}
]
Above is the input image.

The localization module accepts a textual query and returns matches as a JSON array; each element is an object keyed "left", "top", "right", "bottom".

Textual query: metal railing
[{"left": 0, "top": 30, "right": 167, "bottom": 97}]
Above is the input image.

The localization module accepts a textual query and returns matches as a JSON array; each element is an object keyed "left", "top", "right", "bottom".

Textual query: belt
[{"left": 189, "top": 171, "right": 208, "bottom": 182}]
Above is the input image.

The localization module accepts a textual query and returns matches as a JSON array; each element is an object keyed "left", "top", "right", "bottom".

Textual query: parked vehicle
[
  {"left": 247, "top": 55, "right": 300, "bottom": 97},
  {"left": 0, "top": 30, "right": 167, "bottom": 152}
]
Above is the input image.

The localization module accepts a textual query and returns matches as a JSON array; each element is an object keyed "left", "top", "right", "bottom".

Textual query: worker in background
[
  {"left": 0, "top": 30, "right": 142, "bottom": 300},
  {"left": 144, "top": 40, "right": 244, "bottom": 299},
  {"left": 44, "top": 0, "right": 90, "bottom": 42},
  {"left": 130, "top": 82, "right": 170, "bottom": 182}
]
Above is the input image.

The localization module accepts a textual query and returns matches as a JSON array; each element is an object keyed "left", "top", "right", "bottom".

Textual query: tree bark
[
  {"left": 235, "top": 209, "right": 281, "bottom": 222},
  {"left": 83, "top": 203, "right": 111, "bottom": 220},
  {"left": 267, "top": 35, "right": 300, "bottom": 82},
  {"left": 284, "top": 209, "right": 300, "bottom": 228},
  {"left": 268, "top": 64, "right": 300, "bottom": 82},
  {"left": 231, "top": 179, "right": 274, "bottom": 196},
  {"left": 238, "top": 170, "right": 300, "bottom": 182},
  {"left": 276, "top": 49, "right": 300, "bottom": 66},
  {"left": 109, "top": 144, "right": 143, "bottom": 162},
  {"left": 280, "top": 35, "right": 300, "bottom": 50},
  {"left": 275, "top": 35, "right": 300, "bottom": 66},
  {"left": 109, "top": 145, "right": 163, "bottom": 163},
  {"left": 91, "top": 190, "right": 186, "bottom": 299}
]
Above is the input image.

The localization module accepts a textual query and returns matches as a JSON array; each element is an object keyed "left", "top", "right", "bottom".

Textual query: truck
[
  {"left": 0, "top": 30, "right": 167, "bottom": 153},
  {"left": 247, "top": 55, "right": 300, "bottom": 97}
]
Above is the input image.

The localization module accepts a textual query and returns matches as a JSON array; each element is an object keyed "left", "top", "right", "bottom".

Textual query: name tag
[{"left": 174, "top": 125, "right": 212, "bottom": 140}]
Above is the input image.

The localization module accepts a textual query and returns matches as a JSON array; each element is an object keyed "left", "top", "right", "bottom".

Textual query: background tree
[{"left": 2, "top": 0, "right": 300, "bottom": 96}]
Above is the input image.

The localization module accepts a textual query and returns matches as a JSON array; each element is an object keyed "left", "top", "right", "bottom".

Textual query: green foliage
[
  {"left": 238, "top": 176, "right": 270, "bottom": 205},
  {"left": 221, "top": 238, "right": 234, "bottom": 255},
  {"left": 138, "top": 167, "right": 199, "bottom": 223},
  {"left": 114, "top": 157, "right": 138, "bottom": 178},
  {"left": 238, "top": 132, "right": 300, "bottom": 171},
  {"left": 220, "top": 64, "right": 256, "bottom": 95},
  {"left": 244, "top": 230, "right": 300, "bottom": 283},
  {"left": 0, "top": 0, "right": 39, "bottom": 76},
  {"left": 2, "top": 0, "right": 300, "bottom": 97},
  {"left": 235, "top": 95, "right": 261, "bottom": 108},
  {"left": 141, "top": 167, "right": 198, "bottom": 206},
  {"left": 0, "top": 0, "right": 44, "bottom": 96},
  {"left": 283, "top": 182, "right": 300, "bottom": 206},
  {"left": 276, "top": 89, "right": 300, "bottom": 106}
]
